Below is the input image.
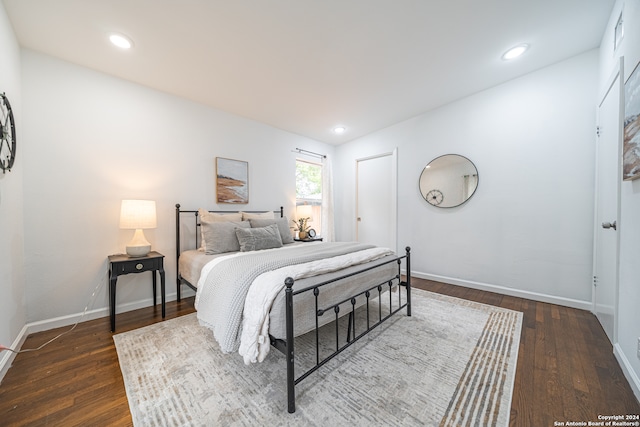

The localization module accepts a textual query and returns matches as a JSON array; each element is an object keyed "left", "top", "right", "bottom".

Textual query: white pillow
[
  {"left": 241, "top": 211, "right": 275, "bottom": 221},
  {"left": 198, "top": 208, "right": 243, "bottom": 251},
  {"left": 198, "top": 208, "right": 243, "bottom": 222}
]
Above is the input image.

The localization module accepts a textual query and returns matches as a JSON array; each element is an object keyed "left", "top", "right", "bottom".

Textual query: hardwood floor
[{"left": 1, "top": 278, "right": 638, "bottom": 426}]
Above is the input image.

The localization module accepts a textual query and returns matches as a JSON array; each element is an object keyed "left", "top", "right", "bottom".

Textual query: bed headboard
[{"left": 175, "top": 204, "right": 284, "bottom": 257}]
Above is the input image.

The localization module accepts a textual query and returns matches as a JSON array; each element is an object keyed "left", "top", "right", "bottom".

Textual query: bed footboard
[{"left": 280, "top": 246, "right": 411, "bottom": 413}]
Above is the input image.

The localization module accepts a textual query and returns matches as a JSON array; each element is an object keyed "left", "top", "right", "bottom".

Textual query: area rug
[{"left": 114, "top": 289, "right": 522, "bottom": 426}]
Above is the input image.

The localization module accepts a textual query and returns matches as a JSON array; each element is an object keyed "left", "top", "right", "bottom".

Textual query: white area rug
[{"left": 114, "top": 289, "right": 522, "bottom": 426}]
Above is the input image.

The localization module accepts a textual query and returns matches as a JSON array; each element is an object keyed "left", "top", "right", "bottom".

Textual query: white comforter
[{"left": 238, "top": 247, "right": 392, "bottom": 364}]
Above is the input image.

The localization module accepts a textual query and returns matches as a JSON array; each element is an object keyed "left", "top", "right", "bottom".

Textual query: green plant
[{"left": 292, "top": 217, "right": 311, "bottom": 233}]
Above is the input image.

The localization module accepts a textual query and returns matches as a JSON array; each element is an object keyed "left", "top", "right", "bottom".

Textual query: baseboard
[
  {"left": 411, "top": 271, "right": 593, "bottom": 311},
  {"left": 614, "top": 343, "right": 640, "bottom": 404},
  {"left": 0, "top": 290, "right": 193, "bottom": 383},
  {"left": 0, "top": 324, "right": 29, "bottom": 383}
]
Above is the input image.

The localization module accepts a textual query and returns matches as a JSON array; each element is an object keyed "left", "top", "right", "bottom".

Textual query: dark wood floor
[{"left": 1, "top": 278, "right": 638, "bottom": 426}]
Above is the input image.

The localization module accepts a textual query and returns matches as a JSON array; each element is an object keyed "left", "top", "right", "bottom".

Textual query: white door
[
  {"left": 356, "top": 151, "right": 397, "bottom": 251},
  {"left": 593, "top": 59, "right": 623, "bottom": 344}
]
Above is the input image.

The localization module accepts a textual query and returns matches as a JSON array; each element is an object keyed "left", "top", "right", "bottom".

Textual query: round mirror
[{"left": 419, "top": 154, "right": 478, "bottom": 208}]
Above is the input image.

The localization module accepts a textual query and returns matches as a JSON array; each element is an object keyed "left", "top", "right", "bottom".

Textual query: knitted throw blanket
[{"left": 195, "top": 242, "right": 374, "bottom": 353}]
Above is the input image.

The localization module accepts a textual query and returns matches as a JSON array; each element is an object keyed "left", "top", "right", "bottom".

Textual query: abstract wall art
[{"left": 623, "top": 60, "right": 640, "bottom": 181}]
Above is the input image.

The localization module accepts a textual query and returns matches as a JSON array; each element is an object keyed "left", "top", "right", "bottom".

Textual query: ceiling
[{"left": 3, "top": 0, "right": 614, "bottom": 144}]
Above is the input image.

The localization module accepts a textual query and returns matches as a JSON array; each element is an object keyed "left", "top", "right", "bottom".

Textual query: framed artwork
[
  {"left": 216, "top": 157, "right": 248, "bottom": 203},
  {"left": 623, "top": 60, "right": 640, "bottom": 181}
]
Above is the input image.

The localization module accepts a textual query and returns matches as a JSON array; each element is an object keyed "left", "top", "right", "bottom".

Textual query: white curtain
[
  {"left": 321, "top": 155, "right": 335, "bottom": 241},
  {"left": 462, "top": 174, "right": 478, "bottom": 200}
]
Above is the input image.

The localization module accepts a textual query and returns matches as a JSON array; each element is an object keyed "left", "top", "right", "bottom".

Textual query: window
[
  {"left": 295, "top": 159, "right": 322, "bottom": 236},
  {"left": 614, "top": 11, "right": 624, "bottom": 51}
]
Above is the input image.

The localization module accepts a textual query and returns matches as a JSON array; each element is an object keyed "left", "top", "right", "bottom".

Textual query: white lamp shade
[
  {"left": 296, "top": 204, "right": 313, "bottom": 222},
  {"left": 119, "top": 200, "right": 157, "bottom": 229}
]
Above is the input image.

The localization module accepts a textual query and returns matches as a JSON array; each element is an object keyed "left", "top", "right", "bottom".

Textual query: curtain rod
[{"left": 293, "top": 148, "right": 326, "bottom": 159}]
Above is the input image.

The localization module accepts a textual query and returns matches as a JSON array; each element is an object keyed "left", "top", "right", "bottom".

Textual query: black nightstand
[
  {"left": 108, "top": 251, "right": 165, "bottom": 332},
  {"left": 294, "top": 237, "right": 323, "bottom": 242}
]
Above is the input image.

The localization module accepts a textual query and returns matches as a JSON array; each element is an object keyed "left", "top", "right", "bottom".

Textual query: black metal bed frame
[
  {"left": 175, "top": 204, "right": 411, "bottom": 413},
  {"left": 278, "top": 247, "right": 411, "bottom": 413}
]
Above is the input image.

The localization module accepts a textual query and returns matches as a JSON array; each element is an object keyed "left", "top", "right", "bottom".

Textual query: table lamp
[
  {"left": 119, "top": 199, "right": 157, "bottom": 257},
  {"left": 296, "top": 204, "right": 313, "bottom": 223},
  {"left": 296, "top": 204, "right": 314, "bottom": 239}
]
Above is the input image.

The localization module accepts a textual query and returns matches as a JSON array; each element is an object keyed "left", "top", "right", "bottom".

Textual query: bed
[{"left": 175, "top": 204, "right": 412, "bottom": 413}]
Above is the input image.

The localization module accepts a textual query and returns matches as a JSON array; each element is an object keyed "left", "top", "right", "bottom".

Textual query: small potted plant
[{"left": 292, "top": 217, "right": 311, "bottom": 239}]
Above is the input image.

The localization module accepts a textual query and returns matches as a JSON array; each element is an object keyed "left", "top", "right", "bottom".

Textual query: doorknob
[{"left": 602, "top": 221, "right": 617, "bottom": 230}]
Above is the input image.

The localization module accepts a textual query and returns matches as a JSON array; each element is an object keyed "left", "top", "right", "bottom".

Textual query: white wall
[
  {"left": 20, "top": 50, "right": 334, "bottom": 323},
  {"left": 0, "top": 3, "right": 26, "bottom": 376},
  {"left": 599, "top": 0, "right": 640, "bottom": 401},
  {"left": 335, "top": 50, "right": 599, "bottom": 308}
]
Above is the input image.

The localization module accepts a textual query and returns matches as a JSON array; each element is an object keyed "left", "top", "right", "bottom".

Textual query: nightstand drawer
[{"left": 117, "top": 258, "right": 158, "bottom": 274}]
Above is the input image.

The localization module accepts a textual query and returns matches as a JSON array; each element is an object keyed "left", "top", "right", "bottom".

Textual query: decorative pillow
[
  {"left": 198, "top": 209, "right": 243, "bottom": 222},
  {"left": 198, "top": 209, "right": 243, "bottom": 251},
  {"left": 201, "top": 219, "right": 250, "bottom": 254},
  {"left": 235, "top": 224, "right": 283, "bottom": 252},
  {"left": 249, "top": 217, "right": 294, "bottom": 244},
  {"left": 241, "top": 211, "right": 275, "bottom": 221}
]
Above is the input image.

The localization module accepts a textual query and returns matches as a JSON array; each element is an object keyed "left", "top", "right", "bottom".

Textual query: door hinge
[
  {"left": 593, "top": 275, "right": 598, "bottom": 287},
  {"left": 596, "top": 126, "right": 601, "bottom": 137}
]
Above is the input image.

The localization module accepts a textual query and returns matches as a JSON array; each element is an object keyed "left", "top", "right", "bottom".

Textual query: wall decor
[
  {"left": 216, "top": 157, "right": 248, "bottom": 204},
  {"left": 424, "top": 189, "right": 444, "bottom": 206},
  {"left": 419, "top": 154, "right": 478, "bottom": 208},
  {"left": 623, "top": 60, "right": 640, "bottom": 181},
  {"left": 0, "top": 92, "right": 16, "bottom": 174}
]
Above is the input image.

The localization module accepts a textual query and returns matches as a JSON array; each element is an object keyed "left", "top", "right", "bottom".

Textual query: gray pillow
[
  {"left": 201, "top": 219, "right": 250, "bottom": 254},
  {"left": 249, "top": 217, "right": 294, "bottom": 244},
  {"left": 197, "top": 208, "right": 243, "bottom": 252},
  {"left": 235, "top": 224, "right": 283, "bottom": 252}
]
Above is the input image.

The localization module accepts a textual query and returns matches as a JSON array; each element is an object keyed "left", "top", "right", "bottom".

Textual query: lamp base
[
  {"left": 126, "top": 244, "right": 151, "bottom": 257},
  {"left": 126, "top": 229, "right": 152, "bottom": 257}
]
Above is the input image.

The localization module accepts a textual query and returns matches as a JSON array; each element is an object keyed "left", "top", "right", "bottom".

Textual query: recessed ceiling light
[
  {"left": 333, "top": 126, "right": 346, "bottom": 134},
  {"left": 502, "top": 44, "right": 529, "bottom": 60},
  {"left": 109, "top": 34, "right": 133, "bottom": 49}
]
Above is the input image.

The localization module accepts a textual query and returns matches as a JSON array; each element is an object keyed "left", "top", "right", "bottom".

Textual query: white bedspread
[
  {"left": 195, "top": 242, "right": 384, "bottom": 354},
  {"left": 238, "top": 247, "right": 393, "bottom": 364}
]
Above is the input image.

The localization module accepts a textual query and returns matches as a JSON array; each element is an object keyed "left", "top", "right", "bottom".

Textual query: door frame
[
  {"left": 355, "top": 148, "right": 398, "bottom": 252},
  {"left": 592, "top": 57, "right": 624, "bottom": 344}
]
